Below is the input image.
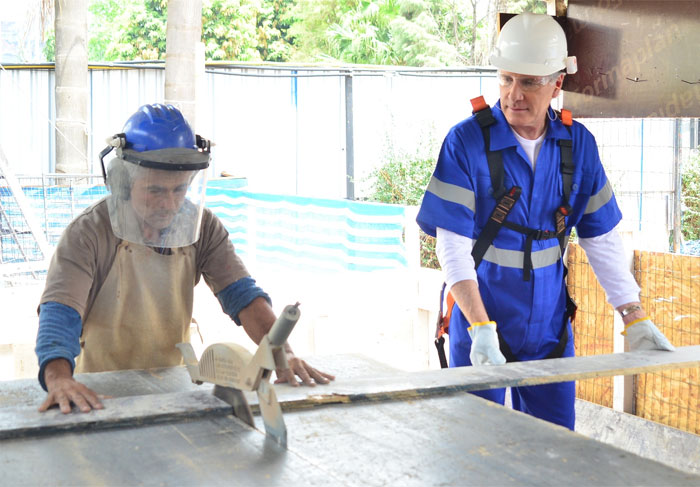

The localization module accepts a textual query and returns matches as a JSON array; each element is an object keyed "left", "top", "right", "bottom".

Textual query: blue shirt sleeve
[
  {"left": 35, "top": 301, "right": 83, "bottom": 391},
  {"left": 216, "top": 276, "right": 272, "bottom": 326}
]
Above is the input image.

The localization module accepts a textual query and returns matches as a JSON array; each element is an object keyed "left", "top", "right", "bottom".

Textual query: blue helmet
[
  {"left": 99, "top": 103, "right": 211, "bottom": 178},
  {"left": 122, "top": 104, "right": 197, "bottom": 152}
]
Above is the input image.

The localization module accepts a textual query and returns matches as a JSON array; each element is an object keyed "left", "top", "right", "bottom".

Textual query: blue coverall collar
[{"left": 489, "top": 101, "right": 572, "bottom": 151}]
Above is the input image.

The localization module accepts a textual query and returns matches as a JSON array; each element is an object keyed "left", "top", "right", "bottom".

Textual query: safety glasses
[{"left": 496, "top": 72, "right": 559, "bottom": 92}]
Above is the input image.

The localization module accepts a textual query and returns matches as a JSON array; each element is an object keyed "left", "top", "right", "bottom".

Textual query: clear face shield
[{"left": 100, "top": 137, "right": 211, "bottom": 248}]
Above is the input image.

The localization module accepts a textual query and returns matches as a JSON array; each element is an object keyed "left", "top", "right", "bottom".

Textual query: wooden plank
[
  {"left": 270, "top": 345, "right": 700, "bottom": 409},
  {"left": 0, "top": 353, "right": 390, "bottom": 409},
  {"left": 0, "top": 366, "right": 207, "bottom": 409},
  {"left": 0, "top": 354, "right": 398, "bottom": 438},
  {"left": 2, "top": 348, "right": 697, "bottom": 438},
  {"left": 0, "top": 390, "right": 232, "bottom": 440}
]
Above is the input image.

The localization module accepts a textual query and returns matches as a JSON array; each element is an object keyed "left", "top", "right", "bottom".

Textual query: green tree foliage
[
  {"left": 386, "top": 0, "right": 460, "bottom": 66},
  {"left": 291, "top": 0, "right": 546, "bottom": 66},
  {"left": 88, "top": 0, "right": 123, "bottom": 60},
  {"left": 325, "top": 0, "right": 400, "bottom": 65},
  {"left": 256, "top": 0, "right": 296, "bottom": 61},
  {"left": 202, "top": 0, "right": 261, "bottom": 61},
  {"left": 77, "top": 0, "right": 296, "bottom": 62},
  {"left": 44, "top": 0, "right": 548, "bottom": 65},
  {"left": 287, "top": 0, "right": 349, "bottom": 62},
  {"left": 292, "top": 0, "right": 463, "bottom": 66},
  {"left": 681, "top": 151, "right": 700, "bottom": 241},
  {"left": 106, "top": 0, "right": 168, "bottom": 60}
]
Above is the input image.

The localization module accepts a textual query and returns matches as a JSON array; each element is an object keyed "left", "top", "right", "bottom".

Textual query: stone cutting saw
[{"left": 177, "top": 302, "right": 301, "bottom": 447}]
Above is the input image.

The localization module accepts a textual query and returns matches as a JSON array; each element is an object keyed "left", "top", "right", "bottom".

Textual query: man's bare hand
[
  {"left": 38, "top": 359, "right": 104, "bottom": 414},
  {"left": 275, "top": 350, "right": 335, "bottom": 387}
]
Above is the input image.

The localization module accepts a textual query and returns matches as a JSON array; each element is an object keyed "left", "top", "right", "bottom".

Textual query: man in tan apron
[{"left": 35, "top": 104, "right": 334, "bottom": 414}]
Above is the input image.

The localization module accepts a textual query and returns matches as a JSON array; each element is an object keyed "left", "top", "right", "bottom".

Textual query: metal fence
[
  {"left": 568, "top": 244, "right": 700, "bottom": 434},
  {"left": 0, "top": 174, "right": 106, "bottom": 284},
  {"left": 1, "top": 63, "right": 699, "bottom": 255}
]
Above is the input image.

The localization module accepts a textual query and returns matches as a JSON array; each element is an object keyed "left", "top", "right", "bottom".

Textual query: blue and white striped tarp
[
  {"left": 3, "top": 180, "right": 411, "bottom": 273},
  {"left": 206, "top": 186, "right": 409, "bottom": 272}
]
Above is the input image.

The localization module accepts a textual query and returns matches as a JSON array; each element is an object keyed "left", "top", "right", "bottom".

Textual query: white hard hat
[{"left": 490, "top": 13, "right": 577, "bottom": 76}]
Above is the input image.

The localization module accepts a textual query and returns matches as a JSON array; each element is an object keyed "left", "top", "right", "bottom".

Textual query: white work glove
[
  {"left": 624, "top": 318, "right": 676, "bottom": 352},
  {"left": 468, "top": 321, "right": 507, "bottom": 366}
]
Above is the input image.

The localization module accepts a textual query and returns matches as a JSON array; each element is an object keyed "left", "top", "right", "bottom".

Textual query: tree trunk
[
  {"left": 486, "top": 0, "right": 508, "bottom": 66},
  {"left": 470, "top": 0, "right": 477, "bottom": 65},
  {"left": 165, "top": 0, "right": 203, "bottom": 130},
  {"left": 547, "top": 0, "right": 568, "bottom": 16},
  {"left": 54, "top": 0, "right": 88, "bottom": 174}
]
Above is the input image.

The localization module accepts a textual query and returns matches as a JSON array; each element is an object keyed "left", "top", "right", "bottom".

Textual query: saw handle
[{"left": 268, "top": 302, "right": 301, "bottom": 347}]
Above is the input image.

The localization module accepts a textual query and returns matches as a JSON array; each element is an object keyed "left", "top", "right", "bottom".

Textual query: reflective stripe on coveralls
[
  {"left": 416, "top": 100, "right": 622, "bottom": 364},
  {"left": 75, "top": 240, "right": 196, "bottom": 373},
  {"left": 426, "top": 175, "right": 563, "bottom": 270}
]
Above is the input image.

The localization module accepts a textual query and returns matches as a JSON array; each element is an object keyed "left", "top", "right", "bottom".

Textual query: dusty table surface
[{"left": 1, "top": 353, "right": 699, "bottom": 486}]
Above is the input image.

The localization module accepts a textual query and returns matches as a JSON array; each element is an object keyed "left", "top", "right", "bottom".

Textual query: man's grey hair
[{"left": 548, "top": 71, "right": 565, "bottom": 83}]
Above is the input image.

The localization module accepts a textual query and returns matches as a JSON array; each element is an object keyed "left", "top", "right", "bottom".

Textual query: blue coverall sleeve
[
  {"left": 35, "top": 301, "right": 83, "bottom": 391},
  {"left": 216, "top": 276, "right": 272, "bottom": 326},
  {"left": 416, "top": 124, "right": 479, "bottom": 239}
]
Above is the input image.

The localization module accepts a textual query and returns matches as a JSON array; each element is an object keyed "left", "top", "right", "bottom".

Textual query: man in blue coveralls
[{"left": 416, "top": 13, "right": 674, "bottom": 429}]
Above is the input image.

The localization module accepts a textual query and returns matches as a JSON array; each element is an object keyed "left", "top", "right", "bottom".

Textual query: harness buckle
[
  {"left": 491, "top": 189, "right": 520, "bottom": 224},
  {"left": 556, "top": 204, "right": 572, "bottom": 235}
]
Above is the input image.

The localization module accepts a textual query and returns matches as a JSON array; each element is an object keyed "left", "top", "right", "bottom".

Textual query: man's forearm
[
  {"left": 449, "top": 279, "right": 491, "bottom": 324},
  {"left": 238, "top": 296, "right": 277, "bottom": 345},
  {"left": 43, "top": 358, "right": 74, "bottom": 387}
]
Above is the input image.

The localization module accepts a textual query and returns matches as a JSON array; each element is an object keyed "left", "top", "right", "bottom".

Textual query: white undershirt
[
  {"left": 511, "top": 128, "right": 545, "bottom": 169},
  {"left": 436, "top": 227, "right": 640, "bottom": 308}
]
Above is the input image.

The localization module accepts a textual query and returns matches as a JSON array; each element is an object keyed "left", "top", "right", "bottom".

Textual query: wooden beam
[
  {"left": 1, "top": 346, "right": 697, "bottom": 438},
  {"left": 271, "top": 345, "right": 700, "bottom": 409},
  {"left": 0, "top": 390, "right": 231, "bottom": 440}
]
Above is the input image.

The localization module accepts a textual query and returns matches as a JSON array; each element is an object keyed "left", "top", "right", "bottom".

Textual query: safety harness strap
[
  {"left": 556, "top": 137, "right": 574, "bottom": 251},
  {"left": 436, "top": 287, "right": 574, "bottom": 367},
  {"left": 469, "top": 101, "right": 575, "bottom": 281},
  {"left": 433, "top": 101, "right": 577, "bottom": 368},
  {"left": 471, "top": 187, "right": 522, "bottom": 269},
  {"left": 496, "top": 265, "right": 579, "bottom": 363},
  {"left": 434, "top": 282, "right": 451, "bottom": 369},
  {"left": 469, "top": 97, "right": 524, "bottom": 269}
]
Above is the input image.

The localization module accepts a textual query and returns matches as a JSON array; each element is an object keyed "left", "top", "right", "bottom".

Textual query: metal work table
[{"left": 1, "top": 352, "right": 699, "bottom": 486}]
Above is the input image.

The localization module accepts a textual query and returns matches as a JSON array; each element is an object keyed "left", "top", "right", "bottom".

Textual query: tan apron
[{"left": 76, "top": 241, "right": 196, "bottom": 373}]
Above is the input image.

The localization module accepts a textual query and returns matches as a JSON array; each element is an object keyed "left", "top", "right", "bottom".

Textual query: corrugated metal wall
[{"left": 0, "top": 64, "right": 496, "bottom": 200}]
